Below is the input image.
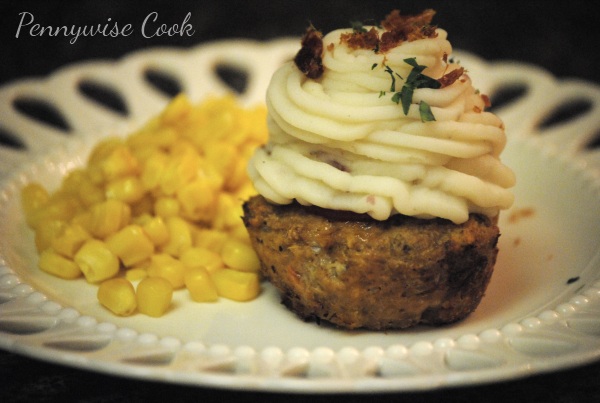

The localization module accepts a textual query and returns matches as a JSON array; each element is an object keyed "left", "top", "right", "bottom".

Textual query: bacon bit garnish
[
  {"left": 294, "top": 27, "right": 324, "bottom": 79},
  {"left": 380, "top": 9, "right": 437, "bottom": 51},
  {"left": 340, "top": 27, "right": 380, "bottom": 50},
  {"left": 438, "top": 67, "right": 465, "bottom": 88},
  {"left": 339, "top": 9, "right": 438, "bottom": 53},
  {"left": 481, "top": 93, "right": 492, "bottom": 108}
]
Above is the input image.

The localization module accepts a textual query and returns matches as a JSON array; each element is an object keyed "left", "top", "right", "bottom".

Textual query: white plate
[{"left": 1, "top": 40, "right": 600, "bottom": 393}]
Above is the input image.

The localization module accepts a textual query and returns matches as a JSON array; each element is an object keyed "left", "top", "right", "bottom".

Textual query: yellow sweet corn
[
  {"left": 180, "top": 247, "right": 223, "bottom": 273},
  {"left": 23, "top": 95, "right": 270, "bottom": 319},
  {"left": 88, "top": 199, "right": 131, "bottom": 239},
  {"left": 60, "top": 168, "right": 104, "bottom": 207},
  {"left": 99, "top": 145, "right": 140, "bottom": 181},
  {"left": 105, "top": 176, "right": 145, "bottom": 204},
  {"left": 193, "top": 228, "right": 228, "bottom": 253},
  {"left": 184, "top": 267, "right": 218, "bottom": 302},
  {"left": 138, "top": 215, "right": 169, "bottom": 246},
  {"left": 87, "top": 137, "right": 124, "bottom": 166},
  {"left": 220, "top": 239, "right": 261, "bottom": 273},
  {"left": 27, "top": 196, "right": 81, "bottom": 230},
  {"left": 212, "top": 269, "right": 260, "bottom": 302},
  {"left": 21, "top": 183, "right": 49, "bottom": 227},
  {"left": 158, "top": 147, "right": 199, "bottom": 196},
  {"left": 176, "top": 178, "right": 216, "bottom": 222},
  {"left": 97, "top": 278, "right": 137, "bottom": 316},
  {"left": 160, "top": 216, "right": 192, "bottom": 257},
  {"left": 136, "top": 277, "right": 174, "bottom": 317},
  {"left": 74, "top": 239, "right": 120, "bottom": 283},
  {"left": 140, "top": 150, "right": 167, "bottom": 191},
  {"left": 51, "top": 223, "right": 91, "bottom": 258},
  {"left": 146, "top": 253, "right": 186, "bottom": 289},
  {"left": 153, "top": 197, "right": 180, "bottom": 219},
  {"left": 105, "top": 225, "right": 154, "bottom": 267},
  {"left": 212, "top": 193, "right": 243, "bottom": 230},
  {"left": 38, "top": 248, "right": 82, "bottom": 279},
  {"left": 125, "top": 267, "right": 148, "bottom": 282},
  {"left": 34, "top": 219, "right": 67, "bottom": 253}
]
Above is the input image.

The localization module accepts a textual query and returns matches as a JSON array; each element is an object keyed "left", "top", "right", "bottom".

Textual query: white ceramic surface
[{"left": 1, "top": 39, "right": 600, "bottom": 393}]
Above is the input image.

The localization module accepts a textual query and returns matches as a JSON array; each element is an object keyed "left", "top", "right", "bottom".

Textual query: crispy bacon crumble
[
  {"left": 294, "top": 27, "right": 324, "bottom": 79},
  {"left": 294, "top": 9, "right": 439, "bottom": 79}
]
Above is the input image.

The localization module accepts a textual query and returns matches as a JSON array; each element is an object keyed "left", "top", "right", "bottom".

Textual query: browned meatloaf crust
[{"left": 242, "top": 195, "right": 500, "bottom": 330}]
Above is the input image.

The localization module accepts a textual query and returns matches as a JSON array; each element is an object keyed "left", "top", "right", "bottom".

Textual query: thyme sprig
[{"left": 388, "top": 58, "right": 440, "bottom": 122}]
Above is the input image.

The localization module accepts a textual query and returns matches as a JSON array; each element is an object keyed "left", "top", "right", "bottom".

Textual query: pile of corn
[{"left": 21, "top": 95, "right": 267, "bottom": 317}]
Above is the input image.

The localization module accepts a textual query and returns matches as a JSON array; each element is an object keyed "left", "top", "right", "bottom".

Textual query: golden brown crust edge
[{"left": 243, "top": 195, "right": 500, "bottom": 330}]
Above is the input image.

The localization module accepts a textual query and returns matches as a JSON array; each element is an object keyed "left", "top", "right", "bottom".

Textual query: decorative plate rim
[{"left": 1, "top": 39, "right": 600, "bottom": 393}]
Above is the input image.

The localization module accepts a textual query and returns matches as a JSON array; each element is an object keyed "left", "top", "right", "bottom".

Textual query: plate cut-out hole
[
  {"left": 78, "top": 80, "right": 129, "bottom": 116},
  {"left": 13, "top": 97, "right": 71, "bottom": 132},
  {"left": 538, "top": 98, "right": 592, "bottom": 130},
  {"left": 487, "top": 83, "right": 528, "bottom": 112},
  {"left": 215, "top": 64, "right": 248, "bottom": 94},
  {"left": 144, "top": 68, "right": 182, "bottom": 98},
  {"left": 0, "top": 126, "right": 26, "bottom": 150},
  {"left": 587, "top": 129, "right": 600, "bottom": 150}
]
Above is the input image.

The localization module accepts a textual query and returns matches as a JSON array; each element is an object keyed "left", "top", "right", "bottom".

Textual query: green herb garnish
[
  {"left": 371, "top": 63, "right": 378, "bottom": 70},
  {"left": 419, "top": 101, "right": 436, "bottom": 122},
  {"left": 384, "top": 65, "right": 403, "bottom": 92},
  {"left": 392, "top": 58, "right": 441, "bottom": 117},
  {"left": 351, "top": 20, "right": 367, "bottom": 33}
]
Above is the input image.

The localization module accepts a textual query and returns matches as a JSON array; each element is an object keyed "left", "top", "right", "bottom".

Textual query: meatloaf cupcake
[{"left": 243, "top": 9, "right": 515, "bottom": 330}]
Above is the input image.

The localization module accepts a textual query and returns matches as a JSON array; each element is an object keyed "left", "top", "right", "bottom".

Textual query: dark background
[
  {"left": 1, "top": 0, "right": 599, "bottom": 86},
  {"left": 1, "top": 1, "right": 600, "bottom": 402}
]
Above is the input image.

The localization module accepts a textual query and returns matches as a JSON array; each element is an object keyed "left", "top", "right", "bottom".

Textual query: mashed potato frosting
[{"left": 248, "top": 10, "right": 515, "bottom": 224}]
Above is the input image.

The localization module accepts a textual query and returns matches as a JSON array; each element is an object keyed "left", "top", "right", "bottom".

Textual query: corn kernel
[
  {"left": 88, "top": 199, "right": 131, "bottom": 239},
  {"left": 136, "top": 277, "right": 173, "bottom": 317},
  {"left": 34, "top": 219, "right": 67, "bottom": 253},
  {"left": 212, "top": 193, "right": 243, "bottom": 230},
  {"left": 184, "top": 267, "right": 218, "bottom": 302},
  {"left": 125, "top": 267, "right": 148, "bottom": 282},
  {"left": 204, "top": 142, "right": 236, "bottom": 182},
  {"left": 180, "top": 247, "right": 223, "bottom": 273},
  {"left": 97, "top": 278, "right": 137, "bottom": 316},
  {"left": 146, "top": 253, "right": 186, "bottom": 289},
  {"left": 139, "top": 216, "right": 169, "bottom": 246},
  {"left": 51, "top": 223, "right": 91, "bottom": 258},
  {"left": 221, "top": 239, "right": 261, "bottom": 273},
  {"left": 154, "top": 197, "right": 180, "bottom": 219},
  {"left": 105, "top": 225, "right": 154, "bottom": 267},
  {"left": 193, "top": 229, "right": 228, "bottom": 252},
  {"left": 160, "top": 93, "right": 191, "bottom": 125},
  {"left": 212, "top": 269, "right": 260, "bottom": 302},
  {"left": 74, "top": 239, "right": 120, "bottom": 283},
  {"left": 160, "top": 216, "right": 192, "bottom": 257},
  {"left": 38, "top": 248, "right": 82, "bottom": 279},
  {"left": 100, "top": 145, "right": 140, "bottom": 181},
  {"left": 21, "top": 183, "right": 49, "bottom": 227},
  {"left": 159, "top": 148, "right": 199, "bottom": 196},
  {"left": 88, "top": 137, "right": 124, "bottom": 166},
  {"left": 230, "top": 224, "right": 252, "bottom": 244},
  {"left": 140, "top": 151, "right": 167, "bottom": 191},
  {"left": 28, "top": 196, "right": 81, "bottom": 229},
  {"left": 105, "top": 176, "right": 145, "bottom": 204},
  {"left": 176, "top": 178, "right": 216, "bottom": 221}
]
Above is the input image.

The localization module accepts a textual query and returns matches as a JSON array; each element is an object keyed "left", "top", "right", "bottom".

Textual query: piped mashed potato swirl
[{"left": 248, "top": 14, "right": 515, "bottom": 224}]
